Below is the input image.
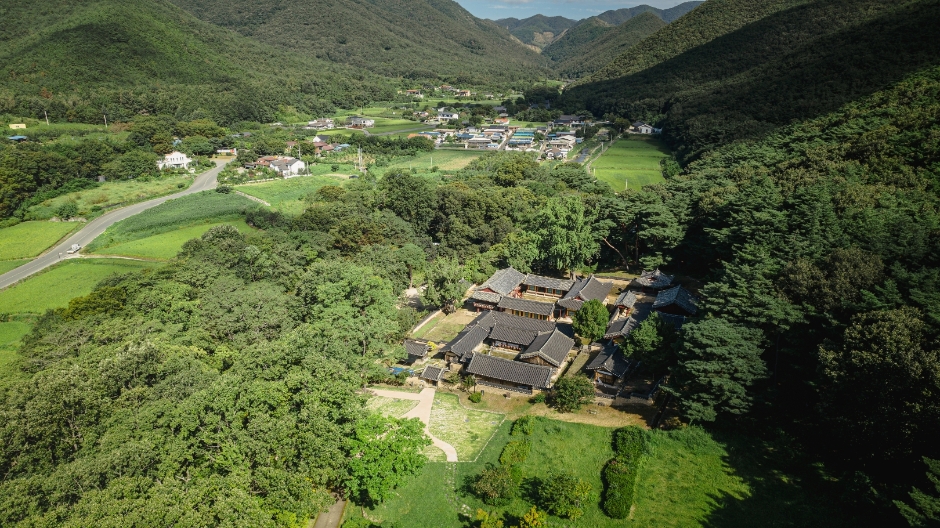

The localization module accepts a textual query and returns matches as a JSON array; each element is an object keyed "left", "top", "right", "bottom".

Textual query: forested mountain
[
  {"left": 166, "top": 0, "right": 550, "bottom": 83},
  {"left": 562, "top": 0, "right": 940, "bottom": 161},
  {"left": 546, "top": 12, "right": 666, "bottom": 79},
  {"left": 493, "top": 15, "right": 577, "bottom": 49},
  {"left": 595, "top": 1, "right": 703, "bottom": 25},
  {"left": 0, "top": 0, "right": 396, "bottom": 125}
]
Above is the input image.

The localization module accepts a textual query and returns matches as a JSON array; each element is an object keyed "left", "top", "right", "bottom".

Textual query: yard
[
  {"left": 0, "top": 221, "right": 78, "bottom": 260},
  {"left": 92, "top": 220, "right": 252, "bottom": 260},
  {"left": 411, "top": 309, "right": 479, "bottom": 343},
  {"left": 25, "top": 175, "right": 195, "bottom": 220},
  {"left": 349, "top": 420, "right": 850, "bottom": 527},
  {"left": 428, "top": 392, "right": 504, "bottom": 462},
  {"left": 0, "top": 259, "right": 161, "bottom": 314},
  {"left": 592, "top": 136, "right": 671, "bottom": 190},
  {"left": 235, "top": 174, "right": 346, "bottom": 214}
]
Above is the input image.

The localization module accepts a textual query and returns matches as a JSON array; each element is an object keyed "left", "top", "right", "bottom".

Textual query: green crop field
[
  {"left": 0, "top": 259, "right": 161, "bottom": 315},
  {"left": 86, "top": 191, "right": 257, "bottom": 253},
  {"left": 0, "top": 222, "right": 77, "bottom": 260},
  {"left": 0, "top": 260, "right": 29, "bottom": 275},
  {"left": 387, "top": 150, "right": 484, "bottom": 172},
  {"left": 236, "top": 175, "right": 347, "bottom": 214},
  {"left": 368, "top": 119, "right": 431, "bottom": 135},
  {"left": 351, "top": 420, "right": 847, "bottom": 528},
  {"left": 95, "top": 220, "right": 252, "bottom": 260},
  {"left": 592, "top": 136, "right": 671, "bottom": 190},
  {"left": 26, "top": 175, "right": 195, "bottom": 220}
]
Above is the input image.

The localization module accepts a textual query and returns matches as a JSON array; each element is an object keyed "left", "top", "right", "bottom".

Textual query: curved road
[{"left": 0, "top": 160, "right": 224, "bottom": 290}]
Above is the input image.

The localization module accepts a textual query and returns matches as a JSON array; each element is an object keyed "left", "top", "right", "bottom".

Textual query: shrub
[
  {"left": 538, "top": 471, "right": 592, "bottom": 520},
  {"left": 530, "top": 392, "right": 546, "bottom": 404},
  {"left": 468, "top": 392, "right": 482, "bottom": 403},
  {"left": 499, "top": 440, "right": 530, "bottom": 468},
  {"left": 55, "top": 202, "right": 78, "bottom": 220},
  {"left": 216, "top": 185, "right": 232, "bottom": 194},
  {"left": 511, "top": 415, "right": 536, "bottom": 436},
  {"left": 602, "top": 427, "right": 650, "bottom": 519},
  {"left": 551, "top": 376, "right": 595, "bottom": 413},
  {"left": 472, "top": 465, "right": 517, "bottom": 506}
]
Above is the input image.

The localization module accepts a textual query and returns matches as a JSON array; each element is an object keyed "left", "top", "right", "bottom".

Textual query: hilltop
[
  {"left": 595, "top": 1, "right": 703, "bottom": 25},
  {"left": 0, "top": 0, "right": 396, "bottom": 124},
  {"left": 546, "top": 12, "right": 667, "bottom": 79},
  {"left": 166, "top": 0, "right": 551, "bottom": 83},
  {"left": 493, "top": 15, "right": 577, "bottom": 49}
]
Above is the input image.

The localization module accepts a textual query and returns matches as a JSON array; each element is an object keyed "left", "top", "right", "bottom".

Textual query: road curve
[{"left": 0, "top": 160, "right": 225, "bottom": 290}]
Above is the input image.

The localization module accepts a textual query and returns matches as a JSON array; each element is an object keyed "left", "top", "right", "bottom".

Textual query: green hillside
[
  {"left": 596, "top": 1, "right": 703, "bottom": 25},
  {"left": 562, "top": 0, "right": 940, "bottom": 160},
  {"left": 550, "top": 12, "right": 667, "bottom": 79},
  {"left": 493, "top": 15, "right": 577, "bottom": 49},
  {"left": 167, "top": 0, "right": 550, "bottom": 83},
  {"left": 0, "top": 0, "right": 396, "bottom": 125},
  {"left": 542, "top": 18, "right": 613, "bottom": 64}
]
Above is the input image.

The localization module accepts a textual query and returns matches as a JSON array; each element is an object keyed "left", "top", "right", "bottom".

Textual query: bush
[
  {"left": 511, "top": 415, "right": 536, "bottom": 436},
  {"left": 499, "top": 440, "right": 530, "bottom": 467},
  {"left": 216, "top": 185, "right": 232, "bottom": 194},
  {"left": 538, "top": 471, "right": 592, "bottom": 520},
  {"left": 472, "top": 465, "right": 517, "bottom": 506},
  {"left": 530, "top": 392, "right": 546, "bottom": 404},
  {"left": 468, "top": 392, "right": 482, "bottom": 403},
  {"left": 551, "top": 376, "right": 595, "bottom": 413},
  {"left": 55, "top": 202, "right": 78, "bottom": 220},
  {"left": 602, "top": 427, "right": 650, "bottom": 519}
]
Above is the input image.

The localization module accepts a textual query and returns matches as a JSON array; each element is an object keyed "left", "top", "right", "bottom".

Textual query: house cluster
[
  {"left": 304, "top": 118, "right": 334, "bottom": 131},
  {"left": 244, "top": 156, "right": 306, "bottom": 176}
]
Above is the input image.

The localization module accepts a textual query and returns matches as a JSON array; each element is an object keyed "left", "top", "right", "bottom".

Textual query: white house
[
  {"left": 632, "top": 121, "right": 658, "bottom": 134},
  {"left": 348, "top": 117, "right": 375, "bottom": 128},
  {"left": 305, "top": 118, "right": 334, "bottom": 130},
  {"left": 158, "top": 151, "right": 193, "bottom": 170},
  {"left": 438, "top": 111, "right": 460, "bottom": 122},
  {"left": 270, "top": 157, "right": 306, "bottom": 177}
]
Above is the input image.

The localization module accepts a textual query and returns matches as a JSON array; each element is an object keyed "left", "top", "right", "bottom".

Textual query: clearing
[
  {"left": 428, "top": 392, "right": 504, "bottom": 462},
  {"left": 366, "top": 395, "right": 420, "bottom": 418},
  {"left": 386, "top": 150, "right": 484, "bottom": 172},
  {"left": 0, "top": 259, "right": 161, "bottom": 314},
  {"left": 26, "top": 175, "right": 195, "bottom": 220},
  {"left": 411, "top": 309, "right": 478, "bottom": 343},
  {"left": 94, "top": 220, "right": 252, "bottom": 260},
  {"left": 235, "top": 175, "right": 346, "bottom": 215},
  {"left": 0, "top": 222, "right": 78, "bottom": 260},
  {"left": 592, "top": 136, "right": 671, "bottom": 190}
]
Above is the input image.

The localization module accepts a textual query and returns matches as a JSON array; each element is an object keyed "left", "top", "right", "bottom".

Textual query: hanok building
[
  {"left": 613, "top": 290, "right": 638, "bottom": 316},
  {"left": 585, "top": 343, "right": 634, "bottom": 388},
  {"left": 441, "top": 311, "right": 554, "bottom": 365},
  {"left": 420, "top": 365, "right": 445, "bottom": 385},
  {"left": 556, "top": 275, "right": 614, "bottom": 319},
  {"left": 633, "top": 269, "right": 674, "bottom": 292},
  {"left": 653, "top": 286, "right": 698, "bottom": 316},
  {"left": 517, "top": 329, "right": 575, "bottom": 368},
  {"left": 466, "top": 353, "right": 554, "bottom": 394},
  {"left": 498, "top": 296, "right": 555, "bottom": 321},
  {"left": 521, "top": 275, "right": 574, "bottom": 299},
  {"left": 404, "top": 339, "right": 431, "bottom": 365},
  {"left": 468, "top": 267, "right": 526, "bottom": 311},
  {"left": 604, "top": 316, "right": 640, "bottom": 342}
]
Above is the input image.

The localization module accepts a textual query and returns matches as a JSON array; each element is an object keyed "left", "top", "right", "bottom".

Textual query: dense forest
[
  {"left": 544, "top": 13, "right": 666, "bottom": 79},
  {"left": 492, "top": 15, "right": 577, "bottom": 49}
]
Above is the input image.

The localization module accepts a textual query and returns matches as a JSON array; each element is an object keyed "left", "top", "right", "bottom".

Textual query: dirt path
[
  {"left": 311, "top": 498, "right": 346, "bottom": 528},
  {"left": 234, "top": 190, "right": 270, "bottom": 206},
  {"left": 368, "top": 387, "right": 459, "bottom": 462}
]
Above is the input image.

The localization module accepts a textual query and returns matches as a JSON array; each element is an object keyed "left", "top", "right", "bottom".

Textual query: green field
[
  {"left": 428, "top": 392, "right": 504, "bottom": 462},
  {"left": 95, "top": 220, "right": 252, "bottom": 260},
  {"left": 387, "top": 150, "right": 484, "bottom": 172},
  {"left": 0, "top": 260, "right": 29, "bottom": 275},
  {"left": 350, "top": 420, "right": 847, "bottom": 528},
  {"left": 368, "top": 119, "right": 432, "bottom": 135},
  {"left": 0, "top": 259, "right": 161, "bottom": 314},
  {"left": 86, "top": 192, "right": 257, "bottom": 253},
  {"left": 0, "top": 222, "right": 78, "bottom": 260},
  {"left": 26, "top": 175, "right": 196, "bottom": 220},
  {"left": 366, "top": 396, "right": 420, "bottom": 418},
  {"left": 236, "top": 175, "right": 347, "bottom": 214},
  {"left": 592, "top": 136, "right": 671, "bottom": 190}
]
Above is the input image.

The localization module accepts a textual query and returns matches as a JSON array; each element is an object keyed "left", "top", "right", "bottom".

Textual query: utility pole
[
  {"left": 43, "top": 110, "right": 49, "bottom": 126},
  {"left": 103, "top": 114, "right": 108, "bottom": 128}
]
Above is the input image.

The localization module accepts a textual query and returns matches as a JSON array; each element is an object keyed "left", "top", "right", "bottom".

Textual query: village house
[
  {"left": 554, "top": 115, "right": 583, "bottom": 127},
  {"left": 347, "top": 116, "right": 375, "bottom": 128},
  {"left": 585, "top": 343, "right": 635, "bottom": 390},
  {"left": 556, "top": 276, "right": 614, "bottom": 319},
  {"left": 405, "top": 89, "right": 424, "bottom": 98},
  {"left": 631, "top": 121, "right": 662, "bottom": 134},
  {"left": 215, "top": 148, "right": 238, "bottom": 156},
  {"left": 465, "top": 354, "right": 553, "bottom": 394},
  {"left": 633, "top": 269, "right": 674, "bottom": 292},
  {"left": 305, "top": 118, "right": 334, "bottom": 130},
  {"left": 404, "top": 339, "right": 431, "bottom": 365},
  {"left": 438, "top": 111, "right": 460, "bottom": 122},
  {"left": 157, "top": 151, "right": 193, "bottom": 170},
  {"left": 652, "top": 285, "right": 698, "bottom": 316},
  {"left": 247, "top": 156, "right": 306, "bottom": 176}
]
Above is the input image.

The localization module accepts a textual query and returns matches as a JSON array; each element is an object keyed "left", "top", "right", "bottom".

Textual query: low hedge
[
  {"left": 602, "top": 427, "right": 650, "bottom": 519},
  {"left": 499, "top": 440, "right": 531, "bottom": 467}
]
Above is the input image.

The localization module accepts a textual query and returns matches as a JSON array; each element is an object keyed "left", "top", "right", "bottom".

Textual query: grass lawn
[
  {"left": 413, "top": 310, "right": 478, "bottom": 343},
  {"left": 366, "top": 396, "right": 420, "bottom": 418},
  {"left": 387, "top": 150, "right": 484, "bottom": 172},
  {"left": 26, "top": 175, "right": 195, "bottom": 220},
  {"left": 368, "top": 119, "right": 431, "bottom": 135},
  {"left": 86, "top": 192, "right": 257, "bottom": 253},
  {"left": 0, "top": 222, "right": 78, "bottom": 260},
  {"left": 94, "top": 220, "right": 252, "bottom": 260},
  {"left": 0, "top": 259, "right": 161, "bottom": 314},
  {"left": 592, "top": 136, "right": 671, "bottom": 190},
  {"left": 351, "top": 420, "right": 849, "bottom": 528},
  {"left": 428, "top": 392, "right": 504, "bottom": 462},
  {"left": 0, "top": 320, "right": 31, "bottom": 374},
  {"left": 0, "top": 260, "right": 29, "bottom": 275},
  {"left": 235, "top": 175, "right": 346, "bottom": 214}
]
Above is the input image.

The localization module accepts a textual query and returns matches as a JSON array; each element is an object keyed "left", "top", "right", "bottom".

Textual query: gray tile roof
[
  {"left": 466, "top": 354, "right": 553, "bottom": 389},
  {"left": 487, "top": 311, "right": 556, "bottom": 333},
  {"left": 605, "top": 317, "right": 640, "bottom": 339},
  {"left": 519, "top": 329, "right": 575, "bottom": 367},
  {"left": 488, "top": 325, "right": 540, "bottom": 347},
  {"left": 635, "top": 269, "right": 674, "bottom": 289},
  {"left": 478, "top": 267, "right": 526, "bottom": 296},
  {"left": 585, "top": 343, "right": 632, "bottom": 379},
  {"left": 421, "top": 365, "right": 444, "bottom": 381},
  {"left": 614, "top": 291, "right": 637, "bottom": 309},
  {"left": 653, "top": 286, "right": 698, "bottom": 315},
  {"left": 522, "top": 274, "right": 575, "bottom": 291},
  {"left": 441, "top": 324, "right": 489, "bottom": 362},
  {"left": 497, "top": 296, "right": 555, "bottom": 317},
  {"left": 556, "top": 298, "right": 583, "bottom": 311},
  {"left": 469, "top": 291, "right": 502, "bottom": 304},
  {"left": 404, "top": 340, "right": 430, "bottom": 358},
  {"left": 562, "top": 275, "right": 613, "bottom": 306}
]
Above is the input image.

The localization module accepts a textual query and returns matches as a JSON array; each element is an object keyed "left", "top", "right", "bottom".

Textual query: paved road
[
  {"left": 0, "top": 160, "right": 225, "bottom": 290},
  {"left": 369, "top": 387, "right": 460, "bottom": 462}
]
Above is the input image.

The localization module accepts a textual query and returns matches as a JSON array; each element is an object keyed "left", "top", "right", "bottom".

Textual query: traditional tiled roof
[
  {"left": 469, "top": 291, "right": 502, "bottom": 304},
  {"left": 635, "top": 269, "right": 674, "bottom": 289},
  {"left": 404, "top": 340, "right": 430, "bottom": 359},
  {"left": 498, "top": 296, "right": 555, "bottom": 317},
  {"left": 522, "top": 274, "right": 575, "bottom": 291},
  {"left": 562, "top": 276, "right": 613, "bottom": 307},
  {"left": 488, "top": 325, "right": 540, "bottom": 347},
  {"left": 585, "top": 343, "right": 632, "bottom": 379},
  {"left": 487, "top": 311, "right": 555, "bottom": 333},
  {"left": 421, "top": 365, "right": 444, "bottom": 382},
  {"left": 478, "top": 267, "right": 526, "bottom": 296},
  {"left": 605, "top": 317, "right": 640, "bottom": 340},
  {"left": 614, "top": 291, "right": 637, "bottom": 309},
  {"left": 556, "top": 298, "right": 583, "bottom": 311},
  {"left": 653, "top": 286, "right": 698, "bottom": 315},
  {"left": 519, "top": 329, "right": 575, "bottom": 367},
  {"left": 441, "top": 324, "right": 489, "bottom": 362},
  {"left": 466, "top": 354, "right": 553, "bottom": 389}
]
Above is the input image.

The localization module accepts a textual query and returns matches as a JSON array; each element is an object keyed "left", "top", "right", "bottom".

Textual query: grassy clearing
[
  {"left": 26, "top": 175, "right": 195, "bottom": 220},
  {"left": 368, "top": 119, "right": 430, "bottom": 135},
  {"left": 0, "top": 260, "right": 29, "bottom": 275},
  {"left": 0, "top": 222, "right": 78, "bottom": 260},
  {"left": 366, "top": 396, "right": 420, "bottom": 418},
  {"left": 414, "top": 310, "right": 478, "bottom": 343},
  {"left": 0, "top": 320, "right": 31, "bottom": 374},
  {"left": 592, "top": 136, "right": 671, "bottom": 190},
  {"left": 86, "top": 191, "right": 257, "bottom": 253},
  {"left": 387, "top": 150, "right": 484, "bottom": 172},
  {"left": 235, "top": 175, "right": 346, "bottom": 214},
  {"left": 353, "top": 420, "right": 847, "bottom": 527},
  {"left": 95, "top": 220, "right": 252, "bottom": 260},
  {"left": 428, "top": 392, "right": 504, "bottom": 462},
  {"left": 0, "top": 259, "right": 161, "bottom": 314}
]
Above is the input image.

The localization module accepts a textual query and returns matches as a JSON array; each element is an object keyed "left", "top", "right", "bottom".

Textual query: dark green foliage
[
  {"left": 551, "top": 376, "right": 595, "bottom": 413},
  {"left": 498, "top": 440, "right": 530, "bottom": 468},
  {"left": 511, "top": 415, "right": 536, "bottom": 436},
  {"left": 623, "top": 312, "right": 679, "bottom": 378},
  {"left": 572, "top": 299, "right": 608, "bottom": 342},
  {"left": 602, "top": 427, "right": 650, "bottom": 519},
  {"left": 530, "top": 392, "right": 546, "bottom": 404},
  {"left": 896, "top": 457, "right": 940, "bottom": 527},
  {"left": 542, "top": 17, "right": 613, "bottom": 64},
  {"left": 380, "top": 170, "right": 438, "bottom": 234},
  {"left": 421, "top": 257, "right": 466, "bottom": 314},
  {"left": 344, "top": 414, "right": 430, "bottom": 506},
  {"left": 492, "top": 15, "right": 577, "bottom": 49},
  {"left": 537, "top": 471, "right": 593, "bottom": 520},
  {"left": 468, "top": 392, "right": 482, "bottom": 404},
  {"left": 547, "top": 13, "right": 666, "bottom": 79},
  {"left": 54, "top": 202, "right": 78, "bottom": 220},
  {"left": 472, "top": 464, "right": 517, "bottom": 506}
]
